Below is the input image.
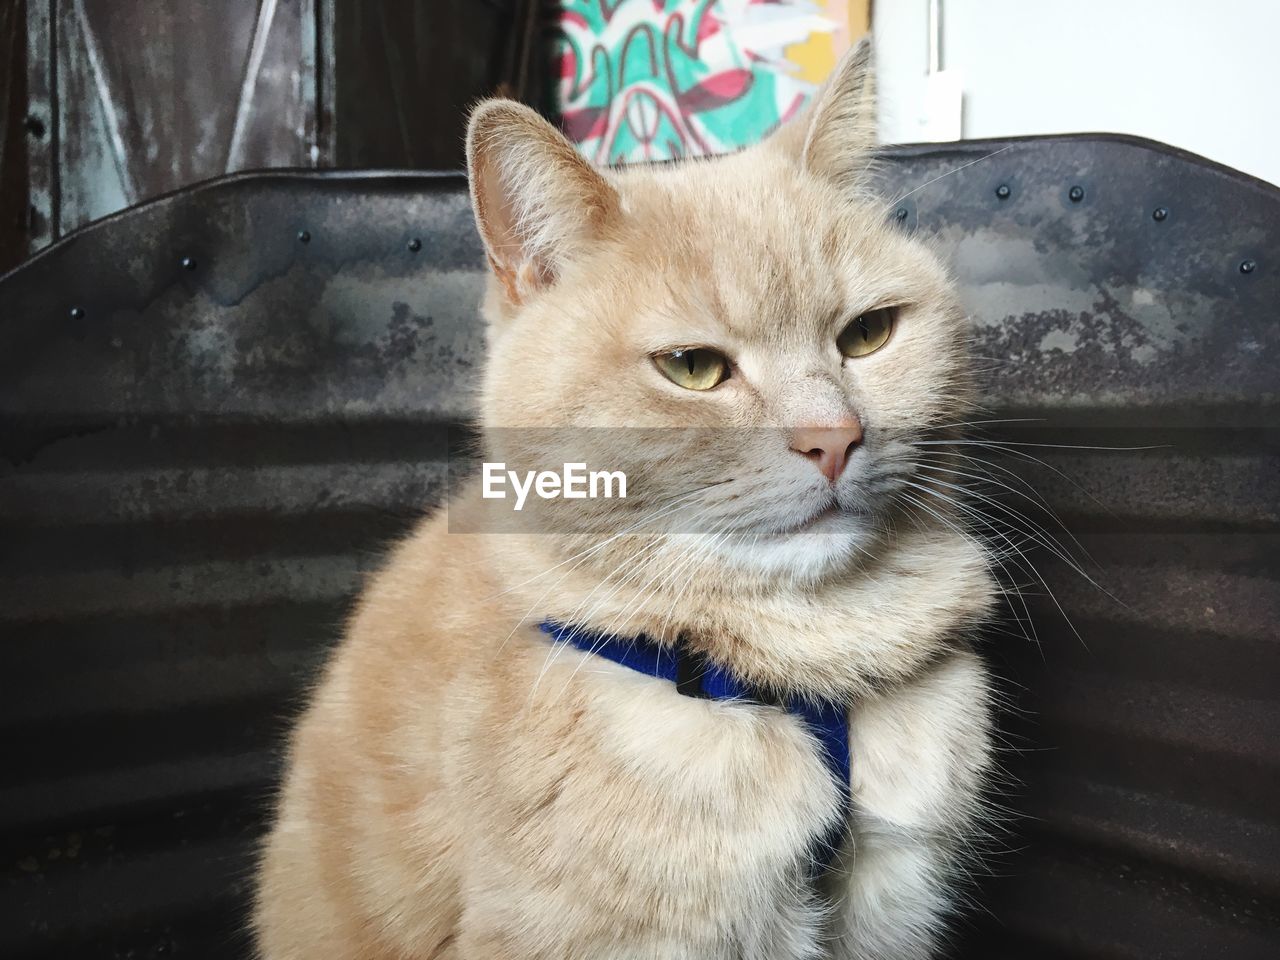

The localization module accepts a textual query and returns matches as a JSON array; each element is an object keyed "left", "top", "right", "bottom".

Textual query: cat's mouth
[
  {"left": 793, "top": 504, "right": 839, "bottom": 531},
  {"left": 773, "top": 501, "right": 853, "bottom": 535}
]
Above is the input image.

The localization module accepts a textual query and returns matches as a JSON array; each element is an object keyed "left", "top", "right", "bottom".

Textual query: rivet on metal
[
  {"left": 1069, "top": 186, "right": 1084, "bottom": 202},
  {"left": 407, "top": 237, "right": 422, "bottom": 252},
  {"left": 1240, "top": 259, "right": 1256, "bottom": 275},
  {"left": 297, "top": 230, "right": 311, "bottom": 244},
  {"left": 1152, "top": 207, "right": 1168, "bottom": 222},
  {"left": 995, "top": 184, "right": 1011, "bottom": 200},
  {"left": 181, "top": 256, "right": 197, "bottom": 270},
  {"left": 69, "top": 306, "right": 85, "bottom": 320}
]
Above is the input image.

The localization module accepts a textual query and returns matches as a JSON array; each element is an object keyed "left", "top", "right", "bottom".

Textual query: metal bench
[{"left": 2, "top": 137, "right": 1277, "bottom": 958}]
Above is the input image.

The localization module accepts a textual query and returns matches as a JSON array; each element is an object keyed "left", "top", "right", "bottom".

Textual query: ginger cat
[{"left": 254, "top": 42, "right": 997, "bottom": 960}]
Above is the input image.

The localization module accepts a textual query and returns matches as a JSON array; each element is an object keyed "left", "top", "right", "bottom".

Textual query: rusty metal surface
[
  {"left": 21, "top": 0, "right": 54, "bottom": 257},
  {"left": 34, "top": 0, "right": 321, "bottom": 242},
  {"left": 13, "top": 0, "right": 551, "bottom": 265},
  {"left": 1, "top": 134, "right": 1278, "bottom": 957},
  {"left": 0, "top": 0, "right": 29, "bottom": 274}
]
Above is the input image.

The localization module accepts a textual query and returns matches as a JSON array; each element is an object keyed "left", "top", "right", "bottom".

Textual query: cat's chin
[{"left": 713, "top": 510, "right": 877, "bottom": 583}]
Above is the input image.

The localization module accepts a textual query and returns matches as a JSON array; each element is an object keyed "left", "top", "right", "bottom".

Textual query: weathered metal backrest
[{"left": 2, "top": 139, "right": 1277, "bottom": 958}]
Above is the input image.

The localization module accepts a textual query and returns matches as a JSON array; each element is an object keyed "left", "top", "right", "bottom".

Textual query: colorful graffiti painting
[{"left": 556, "top": 1, "right": 859, "bottom": 165}]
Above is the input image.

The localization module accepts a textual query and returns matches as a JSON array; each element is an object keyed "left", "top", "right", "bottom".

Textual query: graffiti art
[{"left": 556, "top": 1, "right": 856, "bottom": 164}]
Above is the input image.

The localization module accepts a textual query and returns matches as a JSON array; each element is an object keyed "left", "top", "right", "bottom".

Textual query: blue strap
[{"left": 539, "top": 621, "right": 851, "bottom": 874}]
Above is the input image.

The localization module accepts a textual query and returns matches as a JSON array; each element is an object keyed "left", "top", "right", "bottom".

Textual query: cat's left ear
[
  {"left": 466, "top": 99, "right": 620, "bottom": 306},
  {"left": 770, "top": 37, "right": 877, "bottom": 192}
]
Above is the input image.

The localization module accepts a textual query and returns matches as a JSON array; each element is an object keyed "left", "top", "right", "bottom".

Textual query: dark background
[{"left": 0, "top": 0, "right": 548, "bottom": 275}]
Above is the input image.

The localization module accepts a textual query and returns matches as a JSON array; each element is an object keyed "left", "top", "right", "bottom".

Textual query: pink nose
[{"left": 790, "top": 419, "right": 864, "bottom": 482}]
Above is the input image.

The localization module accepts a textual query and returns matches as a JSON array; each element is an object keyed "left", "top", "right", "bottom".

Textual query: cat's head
[{"left": 465, "top": 43, "right": 973, "bottom": 586}]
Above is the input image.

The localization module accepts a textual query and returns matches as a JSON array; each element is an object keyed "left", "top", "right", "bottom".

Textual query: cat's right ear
[{"left": 466, "top": 100, "right": 620, "bottom": 307}]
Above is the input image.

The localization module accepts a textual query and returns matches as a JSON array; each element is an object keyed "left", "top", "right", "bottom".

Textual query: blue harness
[{"left": 539, "top": 621, "right": 851, "bottom": 875}]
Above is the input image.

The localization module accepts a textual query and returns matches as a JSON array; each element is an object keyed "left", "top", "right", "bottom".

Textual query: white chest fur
[
  {"left": 451, "top": 643, "right": 993, "bottom": 960},
  {"left": 461, "top": 650, "right": 844, "bottom": 959}
]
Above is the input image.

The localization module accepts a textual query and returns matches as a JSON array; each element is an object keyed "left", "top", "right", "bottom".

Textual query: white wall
[{"left": 874, "top": 0, "right": 1280, "bottom": 185}]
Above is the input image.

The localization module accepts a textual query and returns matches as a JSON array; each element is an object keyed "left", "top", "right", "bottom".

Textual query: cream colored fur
[{"left": 254, "top": 41, "right": 998, "bottom": 959}]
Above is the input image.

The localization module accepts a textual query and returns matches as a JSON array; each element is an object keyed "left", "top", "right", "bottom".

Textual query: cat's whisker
[
  {"left": 913, "top": 438, "right": 1166, "bottom": 452},
  {"left": 553, "top": 522, "right": 735, "bottom": 704},
  {"left": 545, "top": 549, "right": 718, "bottom": 707},
  {"left": 902, "top": 480, "right": 1086, "bottom": 649},
  {"left": 494, "top": 489, "right": 727, "bottom": 659},
  {"left": 912, "top": 454, "right": 1100, "bottom": 575},
  {"left": 898, "top": 482, "right": 1042, "bottom": 583},
  {"left": 529, "top": 530, "right": 690, "bottom": 699},
  {"left": 590, "top": 530, "right": 720, "bottom": 646},
  {"left": 655, "top": 523, "right": 756, "bottom": 645},
  {"left": 910, "top": 464, "right": 1099, "bottom": 587},
  {"left": 530, "top": 503, "right": 726, "bottom": 702},
  {"left": 486, "top": 482, "right": 727, "bottom": 603},
  {"left": 593, "top": 515, "right": 733, "bottom": 637},
  {"left": 911, "top": 439, "right": 1116, "bottom": 515},
  {"left": 913, "top": 449, "right": 1061, "bottom": 515},
  {"left": 924, "top": 417, "right": 1047, "bottom": 431},
  {"left": 897, "top": 490, "right": 1043, "bottom": 654},
  {"left": 882, "top": 145, "right": 1016, "bottom": 211}
]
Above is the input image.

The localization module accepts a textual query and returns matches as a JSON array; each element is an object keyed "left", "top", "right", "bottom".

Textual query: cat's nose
[{"left": 790, "top": 419, "right": 864, "bottom": 482}]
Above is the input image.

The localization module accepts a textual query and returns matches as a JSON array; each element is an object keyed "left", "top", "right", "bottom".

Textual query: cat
[{"left": 253, "top": 40, "right": 998, "bottom": 960}]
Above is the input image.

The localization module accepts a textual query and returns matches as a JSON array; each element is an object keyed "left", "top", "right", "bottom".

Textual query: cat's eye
[
  {"left": 653, "top": 348, "right": 730, "bottom": 391},
  {"left": 837, "top": 308, "right": 896, "bottom": 359}
]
